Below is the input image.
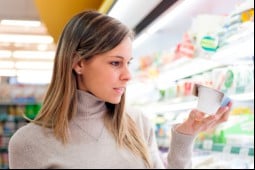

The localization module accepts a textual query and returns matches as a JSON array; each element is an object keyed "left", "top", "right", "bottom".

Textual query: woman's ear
[{"left": 72, "top": 54, "right": 83, "bottom": 74}]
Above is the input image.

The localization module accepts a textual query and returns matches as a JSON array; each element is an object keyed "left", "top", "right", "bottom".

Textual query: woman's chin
[{"left": 107, "top": 98, "right": 121, "bottom": 104}]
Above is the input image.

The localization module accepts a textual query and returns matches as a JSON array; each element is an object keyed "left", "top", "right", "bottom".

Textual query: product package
[{"left": 193, "top": 84, "right": 231, "bottom": 115}]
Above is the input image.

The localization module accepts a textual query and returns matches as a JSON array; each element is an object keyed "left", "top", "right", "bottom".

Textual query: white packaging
[{"left": 193, "top": 84, "right": 230, "bottom": 115}]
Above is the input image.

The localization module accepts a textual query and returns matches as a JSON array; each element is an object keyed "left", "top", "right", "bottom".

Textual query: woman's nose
[{"left": 120, "top": 65, "right": 132, "bottom": 81}]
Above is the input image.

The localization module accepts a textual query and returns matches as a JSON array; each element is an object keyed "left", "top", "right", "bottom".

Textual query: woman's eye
[{"left": 110, "top": 61, "right": 120, "bottom": 66}]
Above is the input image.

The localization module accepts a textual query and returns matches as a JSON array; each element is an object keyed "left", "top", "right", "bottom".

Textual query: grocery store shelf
[
  {"left": 211, "top": 27, "right": 254, "bottom": 65},
  {"left": 230, "top": 92, "right": 254, "bottom": 101},
  {"left": 194, "top": 142, "right": 254, "bottom": 157},
  {"left": 131, "top": 96, "right": 198, "bottom": 116},
  {"left": 158, "top": 57, "right": 224, "bottom": 82},
  {"left": 130, "top": 91, "right": 254, "bottom": 116}
]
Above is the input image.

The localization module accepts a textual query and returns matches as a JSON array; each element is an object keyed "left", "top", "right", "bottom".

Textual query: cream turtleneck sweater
[{"left": 8, "top": 90, "right": 196, "bottom": 169}]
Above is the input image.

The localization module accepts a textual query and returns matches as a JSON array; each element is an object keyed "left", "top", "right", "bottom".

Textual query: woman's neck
[{"left": 76, "top": 90, "right": 107, "bottom": 119}]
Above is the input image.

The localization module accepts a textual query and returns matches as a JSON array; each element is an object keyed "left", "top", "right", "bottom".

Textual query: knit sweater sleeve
[
  {"left": 167, "top": 124, "right": 196, "bottom": 169},
  {"left": 145, "top": 119, "right": 196, "bottom": 169}
]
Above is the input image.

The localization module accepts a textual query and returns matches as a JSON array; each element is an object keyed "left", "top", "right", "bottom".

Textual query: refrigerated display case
[{"left": 125, "top": 0, "right": 254, "bottom": 168}]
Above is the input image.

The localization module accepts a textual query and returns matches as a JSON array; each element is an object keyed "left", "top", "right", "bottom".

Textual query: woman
[{"left": 8, "top": 10, "right": 232, "bottom": 169}]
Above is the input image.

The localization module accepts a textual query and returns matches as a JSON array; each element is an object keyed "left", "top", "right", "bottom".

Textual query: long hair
[{"left": 32, "top": 10, "right": 152, "bottom": 167}]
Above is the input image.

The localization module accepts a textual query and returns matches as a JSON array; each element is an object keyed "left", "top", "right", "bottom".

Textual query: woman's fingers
[
  {"left": 220, "top": 101, "right": 232, "bottom": 122},
  {"left": 196, "top": 102, "right": 233, "bottom": 131},
  {"left": 178, "top": 102, "right": 233, "bottom": 135},
  {"left": 214, "top": 101, "right": 232, "bottom": 123}
]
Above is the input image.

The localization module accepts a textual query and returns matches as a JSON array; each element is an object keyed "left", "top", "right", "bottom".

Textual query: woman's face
[{"left": 77, "top": 37, "right": 132, "bottom": 104}]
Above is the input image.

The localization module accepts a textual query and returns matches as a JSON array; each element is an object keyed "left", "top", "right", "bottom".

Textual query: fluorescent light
[
  {"left": 16, "top": 70, "right": 52, "bottom": 84},
  {"left": 13, "top": 50, "right": 55, "bottom": 60},
  {"left": 133, "top": 0, "right": 198, "bottom": 49},
  {"left": 132, "top": 33, "right": 150, "bottom": 50},
  {"left": 0, "top": 34, "right": 54, "bottom": 44},
  {"left": 0, "top": 23, "right": 48, "bottom": 35},
  {"left": 107, "top": 0, "right": 161, "bottom": 29},
  {"left": 0, "top": 69, "right": 16, "bottom": 76},
  {"left": 108, "top": 1, "right": 135, "bottom": 17},
  {"left": 0, "top": 19, "right": 42, "bottom": 27},
  {"left": 37, "top": 44, "right": 49, "bottom": 51},
  {"left": 0, "top": 61, "right": 15, "bottom": 69},
  {"left": 147, "top": 0, "right": 194, "bottom": 35},
  {"left": 0, "top": 50, "right": 12, "bottom": 58},
  {"left": 16, "top": 70, "right": 52, "bottom": 75},
  {"left": 15, "top": 61, "right": 53, "bottom": 70}
]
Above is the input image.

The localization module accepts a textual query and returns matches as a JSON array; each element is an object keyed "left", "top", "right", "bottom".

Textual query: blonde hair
[{"left": 32, "top": 10, "right": 152, "bottom": 167}]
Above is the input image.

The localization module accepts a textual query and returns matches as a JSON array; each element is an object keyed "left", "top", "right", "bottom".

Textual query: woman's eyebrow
[{"left": 110, "top": 55, "right": 133, "bottom": 61}]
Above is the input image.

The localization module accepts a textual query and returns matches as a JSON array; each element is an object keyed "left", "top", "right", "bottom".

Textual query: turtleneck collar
[{"left": 76, "top": 90, "right": 107, "bottom": 119}]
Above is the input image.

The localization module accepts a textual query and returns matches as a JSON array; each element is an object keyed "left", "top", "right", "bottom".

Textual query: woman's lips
[{"left": 113, "top": 87, "right": 125, "bottom": 94}]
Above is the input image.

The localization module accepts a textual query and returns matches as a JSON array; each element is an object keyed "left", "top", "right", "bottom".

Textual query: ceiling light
[
  {"left": 15, "top": 61, "right": 53, "bottom": 70},
  {"left": 0, "top": 61, "right": 15, "bottom": 69},
  {"left": 0, "top": 19, "right": 42, "bottom": 27},
  {"left": 146, "top": 0, "right": 193, "bottom": 35},
  {"left": 107, "top": 0, "right": 162, "bottom": 29},
  {"left": 132, "top": 33, "right": 150, "bottom": 49},
  {"left": 108, "top": 1, "right": 137, "bottom": 18},
  {"left": 12, "top": 51, "right": 55, "bottom": 60},
  {"left": 0, "top": 34, "right": 54, "bottom": 44},
  {"left": 16, "top": 70, "right": 52, "bottom": 84},
  {"left": 37, "top": 44, "right": 48, "bottom": 51},
  {"left": 0, "top": 69, "right": 16, "bottom": 76},
  {"left": 133, "top": 0, "right": 197, "bottom": 49},
  {"left": 0, "top": 50, "right": 12, "bottom": 58},
  {"left": 0, "top": 24, "right": 48, "bottom": 35}
]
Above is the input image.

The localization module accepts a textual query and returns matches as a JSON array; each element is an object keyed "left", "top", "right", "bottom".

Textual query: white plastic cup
[{"left": 194, "top": 84, "right": 231, "bottom": 115}]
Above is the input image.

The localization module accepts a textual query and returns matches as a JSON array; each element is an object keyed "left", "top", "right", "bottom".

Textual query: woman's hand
[{"left": 175, "top": 101, "right": 233, "bottom": 135}]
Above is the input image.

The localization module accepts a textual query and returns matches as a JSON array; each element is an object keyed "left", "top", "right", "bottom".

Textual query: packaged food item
[
  {"left": 193, "top": 84, "right": 231, "bottom": 115},
  {"left": 200, "top": 35, "right": 219, "bottom": 52}
]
